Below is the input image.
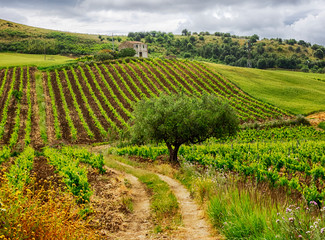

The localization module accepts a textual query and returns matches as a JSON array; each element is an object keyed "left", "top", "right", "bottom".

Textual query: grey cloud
[{"left": 0, "top": 0, "right": 324, "bottom": 45}]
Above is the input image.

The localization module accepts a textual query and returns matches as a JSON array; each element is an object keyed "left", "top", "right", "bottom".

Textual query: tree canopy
[{"left": 130, "top": 94, "right": 239, "bottom": 163}]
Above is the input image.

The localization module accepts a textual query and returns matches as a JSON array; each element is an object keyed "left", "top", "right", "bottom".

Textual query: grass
[
  {"left": 104, "top": 155, "right": 182, "bottom": 233},
  {"left": 176, "top": 161, "right": 325, "bottom": 240},
  {"left": 319, "top": 122, "right": 325, "bottom": 131},
  {"left": 0, "top": 52, "right": 74, "bottom": 68},
  {"left": 206, "top": 63, "right": 325, "bottom": 115}
]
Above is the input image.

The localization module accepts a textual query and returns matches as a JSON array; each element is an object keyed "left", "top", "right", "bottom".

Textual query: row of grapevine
[
  {"left": 43, "top": 147, "right": 92, "bottom": 203},
  {"left": 133, "top": 59, "right": 171, "bottom": 94},
  {"left": 8, "top": 68, "right": 24, "bottom": 147},
  {"left": 0, "top": 67, "right": 16, "bottom": 139},
  {"left": 0, "top": 68, "right": 8, "bottom": 98},
  {"left": 110, "top": 126, "right": 325, "bottom": 205},
  {"left": 0, "top": 146, "right": 10, "bottom": 164},
  {"left": 70, "top": 67, "right": 108, "bottom": 138},
  {"left": 156, "top": 59, "right": 200, "bottom": 96},
  {"left": 128, "top": 59, "right": 161, "bottom": 95},
  {"left": 94, "top": 64, "right": 132, "bottom": 118},
  {"left": 84, "top": 65, "right": 128, "bottom": 128},
  {"left": 99, "top": 64, "right": 134, "bottom": 110},
  {"left": 77, "top": 66, "right": 118, "bottom": 132},
  {"left": 54, "top": 69, "right": 77, "bottom": 140},
  {"left": 120, "top": 60, "right": 155, "bottom": 98},
  {"left": 46, "top": 71, "right": 62, "bottom": 139},
  {"left": 24, "top": 67, "right": 32, "bottom": 146},
  {"left": 60, "top": 146, "right": 106, "bottom": 173},
  {"left": 62, "top": 69, "right": 95, "bottom": 139},
  {"left": 6, "top": 147, "right": 35, "bottom": 191},
  {"left": 192, "top": 61, "right": 289, "bottom": 116},
  {"left": 0, "top": 59, "right": 291, "bottom": 145}
]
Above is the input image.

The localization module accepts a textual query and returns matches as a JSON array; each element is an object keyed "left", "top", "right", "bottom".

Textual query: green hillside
[
  {"left": 0, "top": 52, "right": 73, "bottom": 67},
  {"left": 1, "top": 19, "right": 325, "bottom": 73},
  {"left": 0, "top": 19, "right": 125, "bottom": 55},
  {"left": 207, "top": 63, "right": 325, "bottom": 115}
]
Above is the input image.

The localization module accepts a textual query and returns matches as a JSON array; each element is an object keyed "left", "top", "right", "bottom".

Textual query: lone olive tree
[{"left": 130, "top": 94, "right": 239, "bottom": 163}]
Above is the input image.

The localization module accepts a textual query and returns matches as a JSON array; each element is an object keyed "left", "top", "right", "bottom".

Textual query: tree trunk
[{"left": 167, "top": 143, "right": 180, "bottom": 164}]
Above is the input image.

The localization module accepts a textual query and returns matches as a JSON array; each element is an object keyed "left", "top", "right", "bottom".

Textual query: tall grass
[
  {"left": 0, "top": 174, "right": 98, "bottom": 239},
  {"left": 177, "top": 161, "right": 325, "bottom": 239},
  {"left": 35, "top": 71, "right": 48, "bottom": 143}
]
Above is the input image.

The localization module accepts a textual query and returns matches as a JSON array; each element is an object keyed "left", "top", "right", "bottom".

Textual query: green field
[
  {"left": 207, "top": 63, "right": 325, "bottom": 115},
  {"left": 0, "top": 52, "right": 74, "bottom": 67}
]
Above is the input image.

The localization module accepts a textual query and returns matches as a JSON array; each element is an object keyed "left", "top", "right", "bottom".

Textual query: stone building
[{"left": 118, "top": 41, "right": 148, "bottom": 58}]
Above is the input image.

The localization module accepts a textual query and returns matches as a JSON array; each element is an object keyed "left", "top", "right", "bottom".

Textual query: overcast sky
[{"left": 1, "top": 0, "right": 325, "bottom": 45}]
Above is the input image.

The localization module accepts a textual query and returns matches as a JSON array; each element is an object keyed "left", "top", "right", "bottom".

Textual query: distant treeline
[
  {"left": 127, "top": 30, "right": 325, "bottom": 73},
  {"left": 1, "top": 25, "right": 325, "bottom": 72}
]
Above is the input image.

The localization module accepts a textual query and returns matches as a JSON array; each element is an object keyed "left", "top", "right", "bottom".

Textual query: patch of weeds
[
  {"left": 318, "top": 121, "right": 325, "bottom": 130},
  {"left": 124, "top": 178, "right": 132, "bottom": 188},
  {"left": 121, "top": 196, "right": 133, "bottom": 213}
]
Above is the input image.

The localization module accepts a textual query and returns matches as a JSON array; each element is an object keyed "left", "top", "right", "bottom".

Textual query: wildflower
[
  {"left": 276, "top": 219, "right": 280, "bottom": 223},
  {"left": 310, "top": 201, "right": 318, "bottom": 206},
  {"left": 289, "top": 218, "right": 294, "bottom": 222},
  {"left": 277, "top": 212, "right": 280, "bottom": 216},
  {"left": 296, "top": 207, "right": 300, "bottom": 210},
  {"left": 298, "top": 235, "right": 302, "bottom": 238},
  {"left": 306, "top": 231, "right": 311, "bottom": 234},
  {"left": 321, "top": 228, "right": 325, "bottom": 234},
  {"left": 286, "top": 208, "right": 292, "bottom": 213}
]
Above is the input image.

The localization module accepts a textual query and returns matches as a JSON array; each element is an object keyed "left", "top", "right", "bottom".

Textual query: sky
[{"left": 1, "top": 0, "right": 325, "bottom": 45}]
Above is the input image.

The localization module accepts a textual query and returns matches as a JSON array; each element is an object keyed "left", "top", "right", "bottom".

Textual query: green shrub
[
  {"left": 318, "top": 121, "right": 325, "bottom": 130},
  {"left": 118, "top": 48, "right": 136, "bottom": 58}
]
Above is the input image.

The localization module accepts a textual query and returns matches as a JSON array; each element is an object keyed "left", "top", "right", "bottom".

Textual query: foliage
[
  {"left": 319, "top": 121, "right": 325, "bottom": 131},
  {"left": 130, "top": 93, "right": 239, "bottom": 163},
  {"left": 118, "top": 48, "right": 136, "bottom": 58},
  {"left": 0, "top": 146, "right": 10, "bottom": 164},
  {"left": 6, "top": 146, "right": 35, "bottom": 191},
  {"left": 112, "top": 124, "right": 325, "bottom": 204},
  {"left": 44, "top": 147, "right": 92, "bottom": 203},
  {"left": 61, "top": 146, "right": 106, "bottom": 174},
  {"left": 0, "top": 67, "right": 16, "bottom": 139},
  {"left": 0, "top": 174, "right": 98, "bottom": 239},
  {"left": 94, "top": 52, "right": 114, "bottom": 61}
]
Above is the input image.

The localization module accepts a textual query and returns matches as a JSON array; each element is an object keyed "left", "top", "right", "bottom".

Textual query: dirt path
[
  {"left": 307, "top": 112, "right": 325, "bottom": 126},
  {"left": 157, "top": 173, "right": 218, "bottom": 240},
  {"left": 111, "top": 171, "right": 152, "bottom": 240},
  {"left": 115, "top": 161, "right": 219, "bottom": 240}
]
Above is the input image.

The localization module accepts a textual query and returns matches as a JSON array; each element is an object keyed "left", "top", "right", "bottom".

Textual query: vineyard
[
  {"left": 110, "top": 125, "right": 325, "bottom": 205},
  {"left": 0, "top": 58, "right": 290, "bottom": 146}
]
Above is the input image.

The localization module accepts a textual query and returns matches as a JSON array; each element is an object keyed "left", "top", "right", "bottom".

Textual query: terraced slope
[{"left": 0, "top": 59, "right": 290, "bottom": 146}]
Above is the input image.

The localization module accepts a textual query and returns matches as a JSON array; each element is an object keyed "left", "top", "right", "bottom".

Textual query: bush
[
  {"left": 94, "top": 51, "right": 114, "bottom": 61},
  {"left": 257, "top": 58, "right": 267, "bottom": 69},
  {"left": 118, "top": 48, "right": 136, "bottom": 58}
]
